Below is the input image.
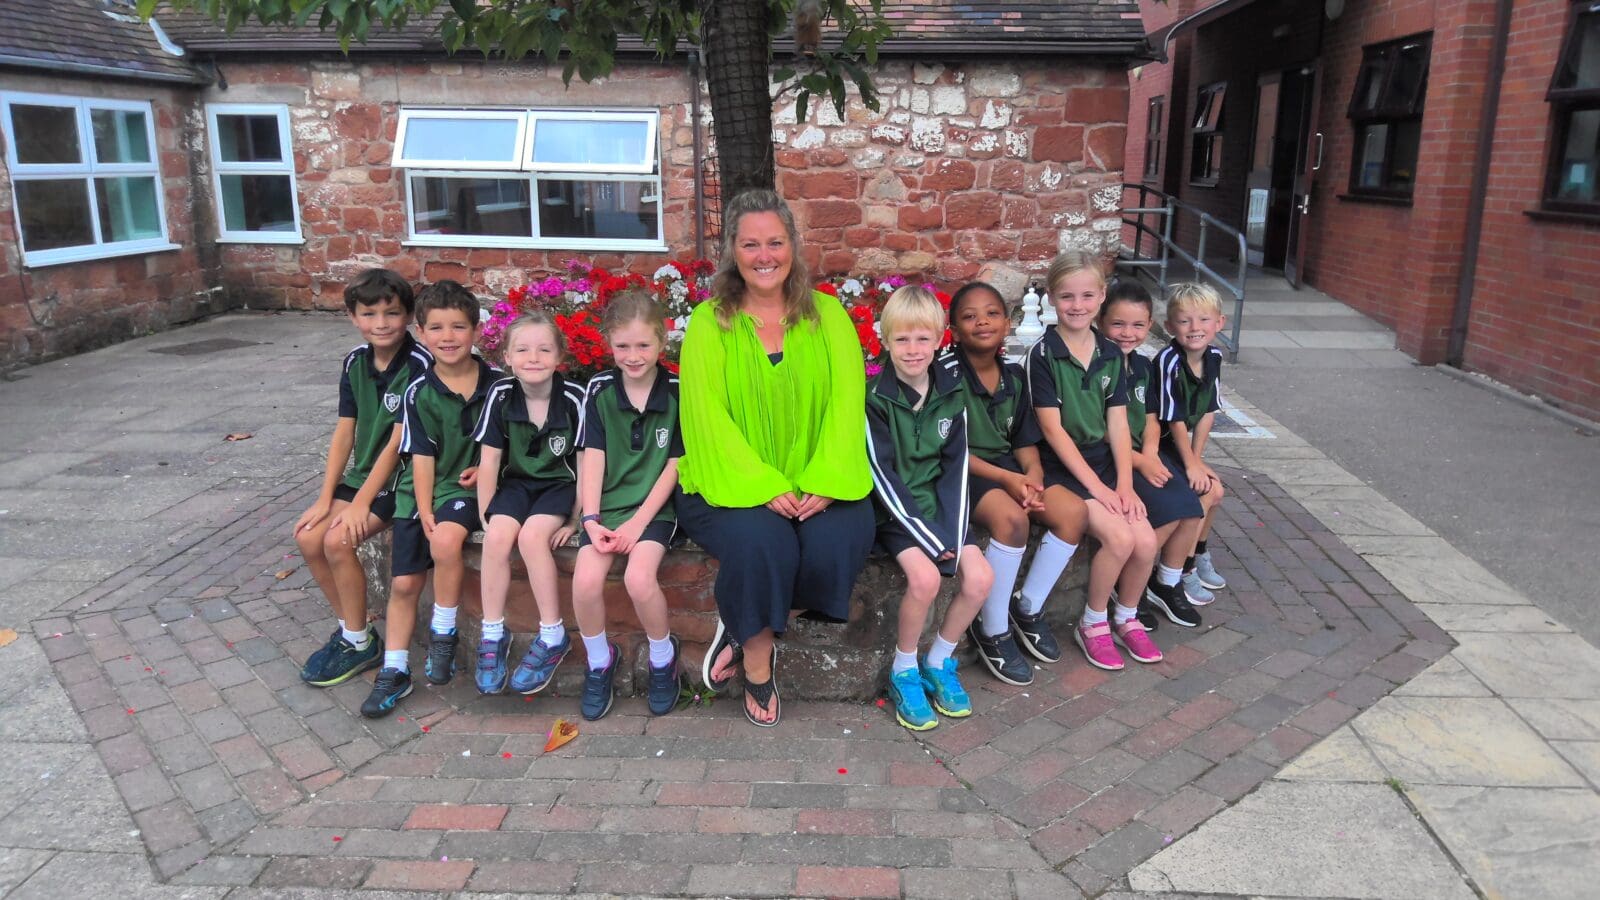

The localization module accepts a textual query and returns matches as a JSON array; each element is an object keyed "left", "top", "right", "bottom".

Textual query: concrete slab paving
[
  {"left": 1406, "top": 785, "right": 1600, "bottom": 900},
  {"left": 5, "top": 851, "right": 225, "bottom": 900},
  {"left": 1551, "top": 742, "right": 1600, "bottom": 787},
  {"left": 1392, "top": 655, "right": 1493, "bottom": 698},
  {"left": 1351, "top": 696, "right": 1585, "bottom": 788},
  {"left": 1273, "top": 726, "right": 1387, "bottom": 783},
  {"left": 1418, "top": 603, "right": 1571, "bottom": 634},
  {"left": 0, "top": 849, "right": 53, "bottom": 896},
  {"left": 1298, "top": 498, "right": 1435, "bottom": 537},
  {"left": 1508, "top": 699, "right": 1600, "bottom": 740},
  {"left": 1128, "top": 782, "right": 1474, "bottom": 899},
  {"left": 1453, "top": 632, "right": 1600, "bottom": 698},
  {"left": 1364, "top": 553, "right": 1529, "bottom": 606}
]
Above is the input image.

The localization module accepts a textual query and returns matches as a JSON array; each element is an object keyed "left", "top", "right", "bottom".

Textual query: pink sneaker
[
  {"left": 1113, "top": 619, "right": 1164, "bottom": 664},
  {"left": 1074, "top": 620, "right": 1124, "bottom": 671}
]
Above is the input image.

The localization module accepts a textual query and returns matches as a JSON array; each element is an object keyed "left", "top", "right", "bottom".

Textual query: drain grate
[{"left": 149, "top": 338, "right": 261, "bottom": 356}]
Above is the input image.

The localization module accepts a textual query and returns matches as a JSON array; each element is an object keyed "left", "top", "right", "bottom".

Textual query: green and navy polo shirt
[
  {"left": 941, "top": 346, "right": 1042, "bottom": 463},
  {"left": 866, "top": 360, "right": 970, "bottom": 562},
  {"left": 337, "top": 334, "right": 432, "bottom": 491},
  {"left": 1025, "top": 326, "right": 1129, "bottom": 448},
  {"left": 578, "top": 366, "right": 683, "bottom": 530},
  {"left": 1153, "top": 339, "right": 1222, "bottom": 433},
  {"left": 473, "top": 373, "right": 585, "bottom": 485},
  {"left": 395, "top": 357, "right": 499, "bottom": 518},
  {"left": 1123, "top": 351, "right": 1156, "bottom": 452}
]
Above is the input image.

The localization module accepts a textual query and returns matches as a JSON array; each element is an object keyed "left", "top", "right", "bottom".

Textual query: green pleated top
[{"left": 677, "top": 291, "right": 872, "bottom": 507}]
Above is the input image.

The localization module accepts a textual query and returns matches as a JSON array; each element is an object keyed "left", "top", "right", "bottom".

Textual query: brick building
[
  {"left": 1126, "top": 0, "right": 1600, "bottom": 421},
  {"left": 0, "top": 0, "right": 1144, "bottom": 369}
]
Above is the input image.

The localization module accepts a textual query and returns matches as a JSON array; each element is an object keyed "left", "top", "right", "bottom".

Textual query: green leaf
[
  {"left": 449, "top": 0, "right": 477, "bottom": 22},
  {"left": 772, "top": 65, "right": 795, "bottom": 84},
  {"left": 795, "top": 88, "right": 810, "bottom": 123},
  {"left": 293, "top": 0, "right": 323, "bottom": 28},
  {"left": 327, "top": 0, "right": 348, "bottom": 19}
]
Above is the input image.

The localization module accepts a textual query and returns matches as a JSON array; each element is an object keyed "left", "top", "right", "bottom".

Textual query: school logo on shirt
[
  {"left": 1005, "top": 415, "right": 1014, "bottom": 431},
  {"left": 383, "top": 393, "right": 401, "bottom": 413},
  {"left": 655, "top": 427, "right": 670, "bottom": 449},
  {"left": 548, "top": 435, "right": 567, "bottom": 456},
  {"left": 1100, "top": 374, "right": 1112, "bottom": 392},
  {"left": 1134, "top": 385, "right": 1146, "bottom": 404},
  {"left": 938, "top": 417, "right": 953, "bottom": 440}
]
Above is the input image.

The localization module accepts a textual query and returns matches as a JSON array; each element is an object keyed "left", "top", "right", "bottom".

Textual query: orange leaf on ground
[
  {"left": 543, "top": 718, "right": 579, "bottom": 752},
  {"left": 224, "top": 432, "right": 253, "bottom": 442}
]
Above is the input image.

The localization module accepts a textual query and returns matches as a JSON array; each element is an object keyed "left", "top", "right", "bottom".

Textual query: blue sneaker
[
  {"left": 360, "top": 667, "right": 412, "bottom": 718},
  {"left": 308, "top": 629, "right": 381, "bottom": 687},
  {"left": 919, "top": 655, "right": 972, "bottom": 718},
  {"left": 424, "top": 629, "right": 459, "bottom": 685},
  {"left": 647, "top": 636, "right": 682, "bottom": 716},
  {"left": 581, "top": 644, "right": 620, "bottom": 721},
  {"left": 887, "top": 668, "right": 938, "bottom": 732},
  {"left": 300, "top": 627, "right": 341, "bottom": 684},
  {"left": 474, "top": 633, "right": 512, "bottom": 695},
  {"left": 510, "top": 631, "right": 571, "bottom": 695}
]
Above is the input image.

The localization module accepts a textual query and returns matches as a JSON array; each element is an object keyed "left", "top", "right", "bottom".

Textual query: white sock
[
  {"left": 342, "top": 624, "right": 370, "bottom": 648},
  {"left": 925, "top": 634, "right": 958, "bottom": 668},
  {"left": 1019, "top": 533, "right": 1078, "bottom": 614},
  {"left": 892, "top": 648, "right": 918, "bottom": 674},
  {"left": 1113, "top": 603, "right": 1140, "bottom": 624},
  {"left": 1157, "top": 563, "right": 1182, "bottom": 587},
  {"left": 980, "top": 541, "right": 1026, "bottom": 636},
  {"left": 383, "top": 649, "right": 409, "bottom": 673},
  {"left": 482, "top": 618, "right": 505, "bottom": 641},
  {"left": 581, "top": 631, "right": 611, "bottom": 670},
  {"left": 648, "top": 635, "right": 675, "bottom": 668},
  {"left": 539, "top": 620, "right": 566, "bottom": 648},
  {"left": 430, "top": 604, "right": 457, "bottom": 635},
  {"left": 1081, "top": 607, "right": 1109, "bottom": 626}
]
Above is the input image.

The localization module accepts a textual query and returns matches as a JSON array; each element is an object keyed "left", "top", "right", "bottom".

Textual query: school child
[
  {"left": 471, "top": 311, "right": 585, "bottom": 697},
  {"left": 295, "top": 269, "right": 431, "bottom": 688},
  {"left": 570, "top": 290, "right": 684, "bottom": 720},
  {"left": 362, "top": 281, "right": 497, "bottom": 718},
  {"left": 1025, "top": 251, "right": 1167, "bottom": 672},
  {"left": 1154, "top": 282, "right": 1230, "bottom": 601},
  {"left": 1100, "top": 280, "right": 1207, "bottom": 628},
  {"left": 867, "top": 285, "right": 995, "bottom": 731},
  {"left": 942, "top": 282, "right": 1089, "bottom": 686}
]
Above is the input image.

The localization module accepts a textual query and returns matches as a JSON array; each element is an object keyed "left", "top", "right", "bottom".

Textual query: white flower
[
  {"left": 653, "top": 264, "right": 683, "bottom": 281},
  {"left": 674, "top": 316, "right": 688, "bottom": 330},
  {"left": 839, "top": 278, "right": 864, "bottom": 297},
  {"left": 669, "top": 281, "right": 688, "bottom": 301}
]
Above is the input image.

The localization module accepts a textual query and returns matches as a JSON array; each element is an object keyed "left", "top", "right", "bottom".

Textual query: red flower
[{"left": 816, "top": 282, "right": 838, "bottom": 297}]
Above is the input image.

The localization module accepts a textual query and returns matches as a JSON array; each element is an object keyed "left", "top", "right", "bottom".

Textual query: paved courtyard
[{"left": 0, "top": 311, "right": 1594, "bottom": 898}]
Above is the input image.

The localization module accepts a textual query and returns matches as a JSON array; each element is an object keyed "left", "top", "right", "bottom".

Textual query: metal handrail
[{"left": 1117, "top": 183, "right": 1247, "bottom": 361}]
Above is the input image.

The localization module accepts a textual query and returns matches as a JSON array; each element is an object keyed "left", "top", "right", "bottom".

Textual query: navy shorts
[
  {"left": 333, "top": 482, "right": 397, "bottom": 523},
  {"left": 969, "top": 453, "right": 1024, "bottom": 510},
  {"left": 484, "top": 478, "right": 576, "bottom": 524},
  {"left": 1041, "top": 441, "right": 1119, "bottom": 500},
  {"left": 577, "top": 517, "right": 679, "bottom": 549},
  {"left": 1130, "top": 451, "right": 1204, "bottom": 528},
  {"left": 877, "top": 521, "right": 979, "bottom": 578},
  {"left": 390, "top": 499, "right": 482, "bottom": 577}
]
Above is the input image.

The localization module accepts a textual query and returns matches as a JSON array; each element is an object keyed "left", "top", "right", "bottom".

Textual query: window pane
[
  {"left": 1353, "top": 58, "right": 1387, "bottom": 114},
  {"left": 1556, "top": 11, "right": 1600, "bottom": 91},
  {"left": 14, "top": 178, "right": 93, "bottom": 250},
  {"left": 94, "top": 176, "right": 162, "bottom": 243},
  {"left": 216, "top": 114, "right": 284, "bottom": 164},
  {"left": 1356, "top": 123, "right": 1390, "bottom": 188},
  {"left": 10, "top": 104, "right": 82, "bottom": 165},
  {"left": 1554, "top": 108, "right": 1600, "bottom": 203},
  {"left": 1389, "top": 119, "right": 1421, "bottom": 190},
  {"left": 220, "top": 174, "right": 296, "bottom": 232},
  {"left": 90, "top": 108, "right": 152, "bottom": 164},
  {"left": 537, "top": 180, "right": 658, "bottom": 240},
  {"left": 410, "top": 175, "right": 531, "bottom": 236},
  {"left": 532, "top": 118, "right": 650, "bottom": 167},
  {"left": 1386, "top": 42, "right": 1429, "bottom": 110},
  {"left": 401, "top": 117, "right": 521, "bottom": 164}
]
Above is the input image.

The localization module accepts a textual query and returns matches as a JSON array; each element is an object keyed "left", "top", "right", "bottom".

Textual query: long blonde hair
[
  {"left": 710, "top": 189, "right": 818, "bottom": 330},
  {"left": 1045, "top": 250, "right": 1108, "bottom": 296}
]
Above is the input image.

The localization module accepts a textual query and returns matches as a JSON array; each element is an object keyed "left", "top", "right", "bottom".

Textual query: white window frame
[
  {"left": 206, "top": 103, "right": 303, "bottom": 244},
  {"left": 395, "top": 107, "right": 665, "bottom": 252},
  {"left": 0, "top": 91, "right": 177, "bottom": 267}
]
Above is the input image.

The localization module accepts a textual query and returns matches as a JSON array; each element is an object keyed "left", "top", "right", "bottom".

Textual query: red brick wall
[{"left": 0, "top": 72, "right": 225, "bottom": 366}]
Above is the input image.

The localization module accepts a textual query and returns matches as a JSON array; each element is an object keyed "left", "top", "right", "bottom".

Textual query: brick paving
[{"left": 33, "top": 443, "right": 1449, "bottom": 895}]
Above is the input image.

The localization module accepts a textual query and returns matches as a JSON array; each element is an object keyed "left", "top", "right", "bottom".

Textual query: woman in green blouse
[{"left": 677, "top": 189, "right": 875, "bottom": 727}]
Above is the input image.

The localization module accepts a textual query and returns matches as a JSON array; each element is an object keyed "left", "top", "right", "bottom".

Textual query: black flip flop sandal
[
  {"left": 702, "top": 617, "right": 743, "bottom": 692},
  {"left": 742, "top": 645, "right": 780, "bottom": 728}
]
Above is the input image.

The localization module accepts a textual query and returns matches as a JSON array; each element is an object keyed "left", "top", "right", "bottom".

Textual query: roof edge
[{"left": 0, "top": 53, "right": 209, "bottom": 84}]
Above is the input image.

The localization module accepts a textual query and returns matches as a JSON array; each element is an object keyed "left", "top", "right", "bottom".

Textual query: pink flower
[{"left": 865, "top": 361, "right": 883, "bottom": 377}]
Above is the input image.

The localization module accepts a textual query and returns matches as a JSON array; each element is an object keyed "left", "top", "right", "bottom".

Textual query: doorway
[{"left": 1243, "top": 66, "right": 1316, "bottom": 271}]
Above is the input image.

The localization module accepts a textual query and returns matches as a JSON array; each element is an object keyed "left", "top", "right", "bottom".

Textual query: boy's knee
[
  {"left": 1208, "top": 480, "right": 1226, "bottom": 504},
  {"left": 429, "top": 534, "right": 464, "bottom": 561},
  {"left": 903, "top": 565, "right": 942, "bottom": 604},
  {"left": 965, "top": 561, "right": 995, "bottom": 596},
  {"left": 1099, "top": 523, "right": 1135, "bottom": 560},
  {"left": 391, "top": 574, "right": 426, "bottom": 602},
  {"left": 997, "top": 510, "right": 1030, "bottom": 547},
  {"left": 623, "top": 565, "right": 658, "bottom": 599},
  {"left": 296, "top": 527, "right": 327, "bottom": 559}
]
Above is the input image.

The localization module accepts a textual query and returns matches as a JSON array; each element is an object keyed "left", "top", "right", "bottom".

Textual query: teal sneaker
[
  {"left": 887, "top": 668, "right": 938, "bottom": 732},
  {"left": 919, "top": 655, "right": 972, "bottom": 718},
  {"left": 307, "top": 628, "right": 381, "bottom": 687}
]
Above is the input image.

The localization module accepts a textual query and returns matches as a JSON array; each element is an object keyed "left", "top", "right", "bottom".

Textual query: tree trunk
[{"left": 701, "top": 0, "right": 776, "bottom": 217}]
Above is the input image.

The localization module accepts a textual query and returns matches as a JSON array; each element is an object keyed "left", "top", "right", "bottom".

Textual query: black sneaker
[
  {"left": 1136, "top": 600, "right": 1162, "bottom": 632},
  {"left": 300, "top": 627, "right": 342, "bottom": 684},
  {"left": 424, "top": 629, "right": 459, "bottom": 685},
  {"left": 307, "top": 629, "right": 381, "bottom": 687},
  {"left": 1144, "top": 577, "right": 1202, "bottom": 628},
  {"left": 966, "top": 623, "right": 1034, "bottom": 686},
  {"left": 647, "top": 636, "right": 682, "bottom": 716},
  {"left": 1009, "top": 594, "right": 1062, "bottom": 663},
  {"left": 361, "top": 667, "right": 413, "bottom": 718},
  {"left": 581, "top": 644, "right": 620, "bottom": 721}
]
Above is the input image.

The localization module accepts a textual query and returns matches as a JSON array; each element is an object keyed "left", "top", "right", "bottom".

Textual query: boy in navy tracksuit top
[{"left": 866, "top": 286, "right": 993, "bottom": 733}]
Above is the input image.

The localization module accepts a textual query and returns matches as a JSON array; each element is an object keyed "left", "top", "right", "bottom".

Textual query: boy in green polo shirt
[
  {"left": 362, "top": 280, "right": 494, "bottom": 718},
  {"left": 294, "top": 268, "right": 431, "bottom": 689}
]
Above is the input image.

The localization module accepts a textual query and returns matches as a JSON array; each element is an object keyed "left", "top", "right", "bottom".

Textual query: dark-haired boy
[
  {"left": 363, "top": 281, "right": 496, "bottom": 718},
  {"left": 294, "top": 268, "right": 431, "bottom": 688}
]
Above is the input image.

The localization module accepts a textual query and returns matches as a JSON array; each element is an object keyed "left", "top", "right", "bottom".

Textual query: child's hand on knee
[
  {"left": 295, "top": 499, "right": 331, "bottom": 535},
  {"left": 549, "top": 519, "right": 577, "bottom": 550},
  {"left": 420, "top": 511, "right": 437, "bottom": 538}
]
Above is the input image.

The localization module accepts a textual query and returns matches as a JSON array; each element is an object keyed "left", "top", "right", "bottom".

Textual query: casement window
[
  {"left": 394, "top": 108, "right": 664, "bottom": 250},
  {"left": 207, "top": 104, "right": 301, "bottom": 243},
  {"left": 1145, "top": 97, "right": 1165, "bottom": 182},
  {"left": 1544, "top": 2, "right": 1600, "bottom": 213},
  {"left": 1189, "top": 83, "right": 1226, "bottom": 185},
  {"left": 1347, "top": 34, "right": 1431, "bottom": 200},
  {"left": 0, "top": 92, "right": 175, "bottom": 267}
]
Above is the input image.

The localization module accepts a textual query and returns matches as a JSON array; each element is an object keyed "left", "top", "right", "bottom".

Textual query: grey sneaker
[
  {"left": 1194, "top": 551, "right": 1227, "bottom": 590},
  {"left": 1181, "top": 570, "right": 1215, "bottom": 606}
]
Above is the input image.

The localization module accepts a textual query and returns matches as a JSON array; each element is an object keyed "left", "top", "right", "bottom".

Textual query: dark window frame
[
  {"left": 1543, "top": 2, "right": 1600, "bottom": 214},
  {"left": 1144, "top": 96, "right": 1165, "bottom": 182},
  {"left": 1346, "top": 33, "right": 1432, "bottom": 200},
  {"left": 1189, "top": 82, "right": 1226, "bottom": 186}
]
